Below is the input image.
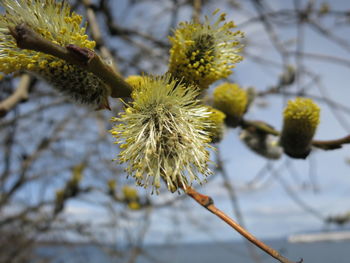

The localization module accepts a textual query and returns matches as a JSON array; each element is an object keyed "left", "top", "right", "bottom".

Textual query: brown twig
[
  {"left": 8, "top": 23, "right": 131, "bottom": 98},
  {"left": 192, "top": 0, "right": 202, "bottom": 23},
  {"left": 0, "top": 74, "right": 30, "bottom": 118},
  {"left": 82, "top": 0, "right": 119, "bottom": 73},
  {"left": 216, "top": 150, "right": 262, "bottom": 263},
  {"left": 184, "top": 185, "right": 302, "bottom": 263},
  {"left": 312, "top": 135, "right": 350, "bottom": 150}
]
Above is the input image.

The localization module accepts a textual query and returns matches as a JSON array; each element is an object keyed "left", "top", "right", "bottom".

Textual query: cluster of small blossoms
[
  {"left": 280, "top": 97, "right": 320, "bottom": 158},
  {"left": 124, "top": 75, "right": 152, "bottom": 98},
  {"left": 0, "top": 1, "right": 246, "bottom": 192},
  {"left": 110, "top": 75, "right": 213, "bottom": 193},
  {"left": 213, "top": 82, "right": 248, "bottom": 127},
  {"left": 122, "top": 186, "right": 141, "bottom": 210},
  {"left": 168, "top": 9, "right": 244, "bottom": 90},
  {"left": 204, "top": 106, "right": 226, "bottom": 143},
  {"left": 0, "top": 0, "right": 110, "bottom": 108}
]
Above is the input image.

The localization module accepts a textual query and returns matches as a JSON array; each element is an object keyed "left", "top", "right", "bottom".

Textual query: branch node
[{"left": 66, "top": 44, "right": 94, "bottom": 65}]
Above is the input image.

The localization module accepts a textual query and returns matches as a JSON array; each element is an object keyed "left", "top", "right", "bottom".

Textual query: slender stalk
[
  {"left": 0, "top": 74, "right": 30, "bottom": 118},
  {"left": 192, "top": 0, "right": 202, "bottom": 23},
  {"left": 184, "top": 185, "right": 303, "bottom": 263}
]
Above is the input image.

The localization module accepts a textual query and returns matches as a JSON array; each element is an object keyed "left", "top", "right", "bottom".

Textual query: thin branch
[
  {"left": 82, "top": 0, "right": 120, "bottom": 73},
  {"left": 192, "top": 0, "right": 202, "bottom": 23},
  {"left": 312, "top": 135, "right": 350, "bottom": 150},
  {"left": 0, "top": 74, "right": 30, "bottom": 118},
  {"left": 216, "top": 150, "right": 262, "bottom": 263},
  {"left": 9, "top": 23, "right": 132, "bottom": 98},
  {"left": 184, "top": 185, "right": 302, "bottom": 263}
]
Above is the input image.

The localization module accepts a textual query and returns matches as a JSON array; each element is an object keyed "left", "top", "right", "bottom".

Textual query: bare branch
[
  {"left": 0, "top": 74, "right": 30, "bottom": 118},
  {"left": 185, "top": 185, "right": 302, "bottom": 263},
  {"left": 82, "top": 0, "right": 120, "bottom": 73}
]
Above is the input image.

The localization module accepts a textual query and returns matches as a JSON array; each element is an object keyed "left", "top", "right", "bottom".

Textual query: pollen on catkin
[
  {"left": 213, "top": 82, "right": 248, "bottom": 127},
  {"left": 110, "top": 74, "right": 213, "bottom": 193},
  {"left": 0, "top": 0, "right": 110, "bottom": 108},
  {"left": 122, "top": 186, "right": 139, "bottom": 202},
  {"left": 205, "top": 106, "right": 226, "bottom": 143},
  {"left": 168, "top": 9, "right": 244, "bottom": 90},
  {"left": 280, "top": 97, "right": 320, "bottom": 159},
  {"left": 125, "top": 75, "right": 151, "bottom": 98}
]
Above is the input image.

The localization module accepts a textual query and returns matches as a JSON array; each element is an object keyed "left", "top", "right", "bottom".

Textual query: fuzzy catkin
[{"left": 0, "top": 0, "right": 110, "bottom": 108}]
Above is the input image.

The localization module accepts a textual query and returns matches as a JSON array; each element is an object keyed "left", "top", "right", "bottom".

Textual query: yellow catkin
[
  {"left": 168, "top": 10, "right": 243, "bottom": 90},
  {"left": 125, "top": 75, "right": 151, "bottom": 99},
  {"left": 110, "top": 74, "right": 213, "bottom": 193},
  {"left": 122, "top": 186, "right": 139, "bottom": 201},
  {"left": 205, "top": 106, "right": 226, "bottom": 143},
  {"left": 213, "top": 83, "right": 248, "bottom": 126},
  {"left": 0, "top": 0, "right": 109, "bottom": 107},
  {"left": 128, "top": 201, "right": 141, "bottom": 210},
  {"left": 107, "top": 179, "right": 116, "bottom": 191},
  {"left": 280, "top": 97, "right": 320, "bottom": 158}
]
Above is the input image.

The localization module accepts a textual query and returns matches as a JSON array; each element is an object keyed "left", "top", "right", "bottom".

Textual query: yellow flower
[
  {"left": 128, "top": 201, "right": 141, "bottom": 210},
  {"left": 168, "top": 10, "right": 243, "bottom": 90},
  {"left": 122, "top": 186, "right": 142, "bottom": 210},
  {"left": 280, "top": 97, "right": 320, "bottom": 158},
  {"left": 0, "top": 0, "right": 110, "bottom": 108},
  {"left": 125, "top": 75, "right": 145, "bottom": 90},
  {"left": 213, "top": 83, "right": 248, "bottom": 127},
  {"left": 107, "top": 179, "right": 117, "bottom": 191},
  {"left": 122, "top": 185, "right": 139, "bottom": 201},
  {"left": 125, "top": 75, "right": 151, "bottom": 98},
  {"left": 205, "top": 106, "right": 226, "bottom": 143},
  {"left": 107, "top": 179, "right": 116, "bottom": 196},
  {"left": 110, "top": 74, "right": 212, "bottom": 193}
]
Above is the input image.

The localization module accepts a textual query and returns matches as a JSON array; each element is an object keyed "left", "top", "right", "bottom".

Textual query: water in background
[{"left": 36, "top": 239, "right": 350, "bottom": 263}]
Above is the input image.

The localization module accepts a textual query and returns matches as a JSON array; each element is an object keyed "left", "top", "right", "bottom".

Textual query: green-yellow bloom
[
  {"left": 125, "top": 75, "right": 145, "bottom": 90},
  {"left": 110, "top": 75, "right": 212, "bottom": 193},
  {"left": 280, "top": 97, "right": 320, "bottom": 158},
  {"left": 122, "top": 186, "right": 141, "bottom": 210},
  {"left": 125, "top": 75, "right": 151, "bottom": 98},
  {"left": 0, "top": 0, "right": 110, "bottom": 108},
  {"left": 205, "top": 106, "right": 226, "bottom": 143},
  {"left": 122, "top": 185, "right": 139, "bottom": 201},
  {"left": 107, "top": 179, "right": 116, "bottom": 196},
  {"left": 168, "top": 10, "right": 243, "bottom": 90},
  {"left": 128, "top": 201, "right": 141, "bottom": 210},
  {"left": 213, "top": 82, "right": 248, "bottom": 127}
]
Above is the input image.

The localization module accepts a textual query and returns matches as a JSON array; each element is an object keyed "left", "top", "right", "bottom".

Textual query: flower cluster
[
  {"left": 0, "top": 0, "right": 109, "bottom": 108},
  {"left": 168, "top": 10, "right": 243, "bottom": 90},
  {"left": 205, "top": 106, "right": 226, "bottom": 143},
  {"left": 213, "top": 82, "right": 248, "bottom": 126},
  {"left": 280, "top": 97, "right": 320, "bottom": 158},
  {"left": 1, "top": 1, "right": 247, "bottom": 193},
  {"left": 110, "top": 75, "right": 212, "bottom": 193}
]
